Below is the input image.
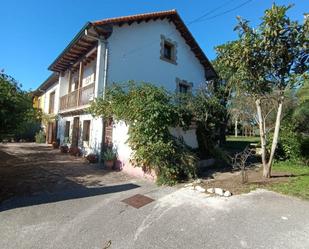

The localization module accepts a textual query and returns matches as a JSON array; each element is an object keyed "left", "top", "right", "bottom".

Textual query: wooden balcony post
[
  {"left": 95, "top": 39, "right": 106, "bottom": 98},
  {"left": 68, "top": 70, "right": 72, "bottom": 94},
  {"left": 77, "top": 61, "right": 83, "bottom": 106}
]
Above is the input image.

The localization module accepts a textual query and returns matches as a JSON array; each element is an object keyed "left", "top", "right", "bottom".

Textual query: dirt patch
[
  {"left": 200, "top": 166, "right": 294, "bottom": 195},
  {"left": 0, "top": 143, "right": 134, "bottom": 203}
]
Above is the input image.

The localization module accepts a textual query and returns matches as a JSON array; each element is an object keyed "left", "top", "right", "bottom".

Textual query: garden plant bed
[{"left": 200, "top": 166, "right": 296, "bottom": 196}]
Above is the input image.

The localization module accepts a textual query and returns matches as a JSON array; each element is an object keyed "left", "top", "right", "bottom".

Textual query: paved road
[
  {"left": 1, "top": 185, "right": 309, "bottom": 249},
  {"left": 1, "top": 143, "right": 309, "bottom": 249}
]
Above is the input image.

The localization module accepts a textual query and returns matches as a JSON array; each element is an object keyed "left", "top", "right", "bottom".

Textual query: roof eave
[{"left": 48, "top": 22, "right": 92, "bottom": 71}]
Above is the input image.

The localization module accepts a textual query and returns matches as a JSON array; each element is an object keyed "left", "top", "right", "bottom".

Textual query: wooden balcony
[{"left": 59, "top": 83, "right": 95, "bottom": 111}]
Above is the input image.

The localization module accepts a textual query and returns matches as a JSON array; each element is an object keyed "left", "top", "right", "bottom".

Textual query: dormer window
[{"left": 160, "top": 35, "right": 177, "bottom": 64}]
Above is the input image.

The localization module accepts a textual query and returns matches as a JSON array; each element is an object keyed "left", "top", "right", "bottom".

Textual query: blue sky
[{"left": 0, "top": 0, "right": 307, "bottom": 90}]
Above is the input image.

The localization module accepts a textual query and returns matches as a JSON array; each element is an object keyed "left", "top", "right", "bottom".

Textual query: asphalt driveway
[{"left": 1, "top": 143, "right": 309, "bottom": 249}]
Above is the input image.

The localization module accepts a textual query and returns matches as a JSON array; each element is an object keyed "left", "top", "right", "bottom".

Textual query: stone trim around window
[
  {"left": 175, "top": 77, "right": 193, "bottom": 93},
  {"left": 160, "top": 35, "right": 178, "bottom": 65}
]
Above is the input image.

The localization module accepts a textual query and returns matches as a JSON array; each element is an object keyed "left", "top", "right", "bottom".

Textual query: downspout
[
  {"left": 84, "top": 29, "right": 109, "bottom": 98},
  {"left": 102, "top": 40, "right": 108, "bottom": 99},
  {"left": 38, "top": 88, "right": 47, "bottom": 143},
  {"left": 85, "top": 30, "right": 109, "bottom": 162},
  {"left": 101, "top": 41, "right": 109, "bottom": 163}
]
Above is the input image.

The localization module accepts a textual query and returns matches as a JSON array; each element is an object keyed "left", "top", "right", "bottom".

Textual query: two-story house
[
  {"left": 34, "top": 73, "right": 60, "bottom": 144},
  {"left": 35, "top": 10, "right": 217, "bottom": 178}
]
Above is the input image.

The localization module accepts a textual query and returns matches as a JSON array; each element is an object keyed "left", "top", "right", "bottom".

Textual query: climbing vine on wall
[{"left": 89, "top": 82, "right": 197, "bottom": 185}]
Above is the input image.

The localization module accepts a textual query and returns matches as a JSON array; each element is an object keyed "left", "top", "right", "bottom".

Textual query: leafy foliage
[
  {"left": 192, "top": 87, "right": 226, "bottom": 159},
  {"left": 102, "top": 147, "right": 117, "bottom": 161},
  {"left": 90, "top": 82, "right": 198, "bottom": 185},
  {"left": 0, "top": 72, "right": 39, "bottom": 140},
  {"left": 218, "top": 4, "right": 308, "bottom": 177},
  {"left": 35, "top": 130, "right": 46, "bottom": 143}
]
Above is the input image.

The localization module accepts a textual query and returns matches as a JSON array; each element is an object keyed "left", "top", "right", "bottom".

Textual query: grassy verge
[{"left": 267, "top": 161, "right": 309, "bottom": 200}]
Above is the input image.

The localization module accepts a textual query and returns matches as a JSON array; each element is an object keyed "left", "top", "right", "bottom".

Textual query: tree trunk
[
  {"left": 219, "top": 116, "right": 228, "bottom": 146},
  {"left": 255, "top": 99, "right": 267, "bottom": 171},
  {"left": 235, "top": 119, "right": 238, "bottom": 137},
  {"left": 266, "top": 96, "right": 284, "bottom": 178}
]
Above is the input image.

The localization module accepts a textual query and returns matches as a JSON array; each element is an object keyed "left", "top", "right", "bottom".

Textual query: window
[
  {"left": 82, "top": 120, "right": 90, "bottom": 141},
  {"left": 49, "top": 91, "right": 55, "bottom": 114},
  {"left": 160, "top": 35, "right": 177, "bottom": 64},
  {"left": 176, "top": 78, "right": 193, "bottom": 94},
  {"left": 163, "top": 42, "right": 173, "bottom": 60},
  {"left": 64, "top": 121, "right": 70, "bottom": 138},
  {"left": 179, "top": 83, "right": 189, "bottom": 93}
]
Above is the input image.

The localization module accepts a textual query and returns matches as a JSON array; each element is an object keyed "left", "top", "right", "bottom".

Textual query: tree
[
  {"left": 226, "top": 4, "right": 308, "bottom": 177},
  {"left": 190, "top": 83, "right": 226, "bottom": 158},
  {"left": 0, "top": 72, "right": 37, "bottom": 140},
  {"left": 212, "top": 42, "right": 240, "bottom": 144},
  {"left": 293, "top": 78, "right": 309, "bottom": 134},
  {"left": 228, "top": 93, "right": 257, "bottom": 137}
]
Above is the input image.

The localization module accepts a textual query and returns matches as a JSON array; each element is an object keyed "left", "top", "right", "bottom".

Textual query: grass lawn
[
  {"left": 268, "top": 161, "right": 309, "bottom": 200},
  {"left": 204, "top": 136, "right": 309, "bottom": 200}
]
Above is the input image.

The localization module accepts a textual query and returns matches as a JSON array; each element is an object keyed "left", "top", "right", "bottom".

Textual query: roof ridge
[{"left": 92, "top": 9, "right": 177, "bottom": 25}]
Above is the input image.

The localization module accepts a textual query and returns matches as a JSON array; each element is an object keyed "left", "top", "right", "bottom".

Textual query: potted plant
[
  {"left": 102, "top": 148, "right": 117, "bottom": 169},
  {"left": 69, "top": 146, "right": 82, "bottom": 157},
  {"left": 86, "top": 153, "right": 98, "bottom": 163},
  {"left": 52, "top": 141, "right": 59, "bottom": 149},
  {"left": 60, "top": 144, "right": 69, "bottom": 153}
]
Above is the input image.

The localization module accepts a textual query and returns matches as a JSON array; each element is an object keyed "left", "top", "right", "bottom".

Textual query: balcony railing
[{"left": 59, "top": 83, "right": 95, "bottom": 111}]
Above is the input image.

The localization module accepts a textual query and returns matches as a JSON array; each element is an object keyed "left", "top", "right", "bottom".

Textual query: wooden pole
[
  {"left": 68, "top": 70, "right": 72, "bottom": 93},
  {"left": 77, "top": 61, "right": 83, "bottom": 106}
]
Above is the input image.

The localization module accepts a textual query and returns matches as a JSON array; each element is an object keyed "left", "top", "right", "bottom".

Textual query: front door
[
  {"left": 71, "top": 117, "right": 80, "bottom": 147},
  {"left": 47, "top": 122, "right": 53, "bottom": 144},
  {"left": 46, "top": 121, "right": 58, "bottom": 144},
  {"left": 104, "top": 118, "right": 113, "bottom": 148}
]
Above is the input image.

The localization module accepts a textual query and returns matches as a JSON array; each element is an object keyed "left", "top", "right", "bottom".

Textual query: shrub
[
  {"left": 300, "top": 137, "right": 309, "bottom": 165},
  {"left": 277, "top": 123, "right": 301, "bottom": 160},
  {"left": 35, "top": 130, "right": 46, "bottom": 143},
  {"left": 14, "top": 120, "right": 41, "bottom": 142},
  {"left": 69, "top": 147, "right": 82, "bottom": 157},
  {"left": 60, "top": 145, "right": 68, "bottom": 153},
  {"left": 89, "top": 82, "right": 198, "bottom": 185},
  {"left": 156, "top": 138, "right": 197, "bottom": 185},
  {"left": 52, "top": 141, "right": 59, "bottom": 149},
  {"left": 102, "top": 148, "right": 117, "bottom": 161},
  {"left": 86, "top": 153, "right": 99, "bottom": 163}
]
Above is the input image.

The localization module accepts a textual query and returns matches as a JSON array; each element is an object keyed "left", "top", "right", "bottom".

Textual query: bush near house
[
  {"left": 35, "top": 130, "right": 46, "bottom": 143},
  {"left": 90, "top": 82, "right": 209, "bottom": 185},
  {"left": 0, "top": 72, "right": 40, "bottom": 141}
]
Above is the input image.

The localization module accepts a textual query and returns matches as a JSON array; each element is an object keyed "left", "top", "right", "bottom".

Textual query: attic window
[
  {"left": 160, "top": 35, "right": 177, "bottom": 64},
  {"left": 164, "top": 42, "right": 173, "bottom": 60}
]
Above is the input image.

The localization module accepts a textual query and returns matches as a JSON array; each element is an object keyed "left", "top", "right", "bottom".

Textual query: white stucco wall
[
  {"left": 107, "top": 19, "right": 206, "bottom": 92},
  {"left": 58, "top": 114, "right": 102, "bottom": 155},
  {"left": 112, "top": 121, "right": 156, "bottom": 180},
  {"left": 56, "top": 18, "right": 207, "bottom": 179},
  {"left": 42, "top": 81, "right": 59, "bottom": 114},
  {"left": 169, "top": 127, "right": 198, "bottom": 148},
  {"left": 59, "top": 73, "right": 69, "bottom": 97},
  {"left": 106, "top": 19, "right": 204, "bottom": 169},
  {"left": 82, "top": 60, "right": 96, "bottom": 87}
]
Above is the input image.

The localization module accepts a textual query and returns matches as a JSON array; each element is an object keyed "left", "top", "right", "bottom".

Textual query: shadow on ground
[
  {"left": 0, "top": 182, "right": 140, "bottom": 212},
  {"left": 0, "top": 143, "right": 139, "bottom": 212}
]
